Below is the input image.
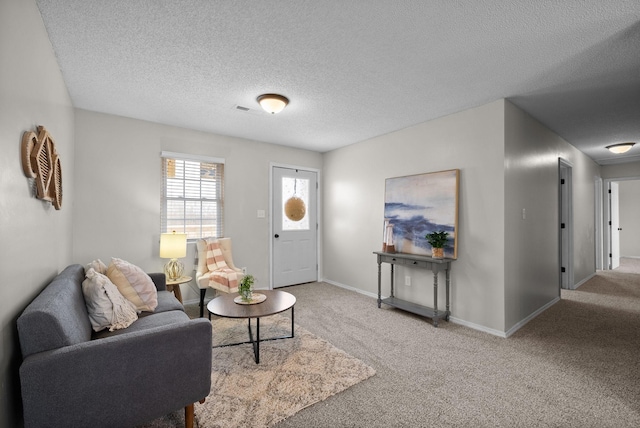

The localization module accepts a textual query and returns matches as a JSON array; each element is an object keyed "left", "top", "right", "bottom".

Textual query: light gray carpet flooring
[{"left": 149, "top": 258, "right": 640, "bottom": 427}]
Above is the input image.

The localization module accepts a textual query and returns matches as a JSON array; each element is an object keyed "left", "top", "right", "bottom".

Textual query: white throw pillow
[
  {"left": 82, "top": 268, "right": 138, "bottom": 332},
  {"left": 107, "top": 258, "right": 158, "bottom": 312},
  {"left": 85, "top": 259, "right": 108, "bottom": 275}
]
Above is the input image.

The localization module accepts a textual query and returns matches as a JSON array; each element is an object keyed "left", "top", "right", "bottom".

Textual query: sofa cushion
[
  {"left": 82, "top": 268, "right": 138, "bottom": 332},
  {"left": 107, "top": 258, "right": 158, "bottom": 312},
  {"left": 17, "top": 265, "right": 92, "bottom": 358},
  {"left": 151, "top": 290, "right": 186, "bottom": 314},
  {"left": 92, "top": 309, "right": 190, "bottom": 340}
]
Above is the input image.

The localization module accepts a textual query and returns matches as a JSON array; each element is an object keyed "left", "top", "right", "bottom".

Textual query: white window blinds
[{"left": 160, "top": 151, "right": 225, "bottom": 240}]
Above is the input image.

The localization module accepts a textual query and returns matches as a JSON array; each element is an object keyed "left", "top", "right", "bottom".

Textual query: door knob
[{"left": 274, "top": 234, "right": 280, "bottom": 238}]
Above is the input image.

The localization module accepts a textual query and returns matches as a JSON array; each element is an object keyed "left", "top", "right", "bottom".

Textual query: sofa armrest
[
  {"left": 20, "top": 318, "right": 212, "bottom": 428},
  {"left": 149, "top": 272, "right": 167, "bottom": 291}
]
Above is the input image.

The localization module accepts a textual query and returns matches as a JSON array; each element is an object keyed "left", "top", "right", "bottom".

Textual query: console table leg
[
  {"left": 390, "top": 264, "right": 395, "bottom": 298},
  {"left": 377, "top": 261, "right": 382, "bottom": 308},
  {"left": 446, "top": 268, "right": 451, "bottom": 321},
  {"left": 433, "top": 271, "right": 439, "bottom": 315}
]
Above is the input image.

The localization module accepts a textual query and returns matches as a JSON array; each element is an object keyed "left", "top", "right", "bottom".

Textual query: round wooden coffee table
[{"left": 207, "top": 290, "right": 296, "bottom": 363}]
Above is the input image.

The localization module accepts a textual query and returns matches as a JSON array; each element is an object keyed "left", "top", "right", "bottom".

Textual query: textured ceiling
[{"left": 35, "top": 1, "right": 640, "bottom": 164}]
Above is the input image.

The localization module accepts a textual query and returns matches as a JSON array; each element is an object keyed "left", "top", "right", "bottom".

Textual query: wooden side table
[{"left": 166, "top": 276, "right": 192, "bottom": 303}]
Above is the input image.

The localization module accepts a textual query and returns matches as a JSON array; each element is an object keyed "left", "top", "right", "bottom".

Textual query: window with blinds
[{"left": 161, "top": 152, "right": 224, "bottom": 240}]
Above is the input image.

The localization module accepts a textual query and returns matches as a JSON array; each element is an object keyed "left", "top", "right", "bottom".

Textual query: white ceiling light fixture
[
  {"left": 257, "top": 94, "right": 289, "bottom": 114},
  {"left": 606, "top": 142, "right": 636, "bottom": 154}
]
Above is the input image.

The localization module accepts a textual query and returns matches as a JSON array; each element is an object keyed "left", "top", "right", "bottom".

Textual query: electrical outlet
[{"left": 405, "top": 275, "right": 411, "bottom": 286}]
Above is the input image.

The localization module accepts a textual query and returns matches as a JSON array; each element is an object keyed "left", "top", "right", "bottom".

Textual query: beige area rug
[{"left": 194, "top": 314, "right": 376, "bottom": 428}]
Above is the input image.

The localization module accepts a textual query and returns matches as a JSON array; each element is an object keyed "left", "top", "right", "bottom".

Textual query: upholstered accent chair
[{"left": 195, "top": 237, "right": 244, "bottom": 317}]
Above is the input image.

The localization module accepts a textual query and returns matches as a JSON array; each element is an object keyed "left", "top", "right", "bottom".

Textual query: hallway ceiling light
[
  {"left": 606, "top": 142, "right": 635, "bottom": 154},
  {"left": 257, "top": 94, "right": 289, "bottom": 114}
]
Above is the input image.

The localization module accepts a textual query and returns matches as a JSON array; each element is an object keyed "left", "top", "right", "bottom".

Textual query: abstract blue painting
[{"left": 384, "top": 169, "right": 459, "bottom": 258}]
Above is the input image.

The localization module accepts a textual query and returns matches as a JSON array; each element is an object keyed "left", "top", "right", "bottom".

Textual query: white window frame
[{"left": 160, "top": 151, "right": 225, "bottom": 240}]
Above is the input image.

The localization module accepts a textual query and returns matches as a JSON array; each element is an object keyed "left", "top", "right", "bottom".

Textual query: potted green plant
[
  {"left": 425, "top": 231, "right": 448, "bottom": 259},
  {"left": 239, "top": 274, "right": 255, "bottom": 302}
]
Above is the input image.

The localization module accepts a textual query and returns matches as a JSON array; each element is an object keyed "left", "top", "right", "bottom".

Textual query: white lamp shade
[
  {"left": 159, "top": 232, "right": 187, "bottom": 258},
  {"left": 257, "top": 94, "right": 288, "bottom": 114}
]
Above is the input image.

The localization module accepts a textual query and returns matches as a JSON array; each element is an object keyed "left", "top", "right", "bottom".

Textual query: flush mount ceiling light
[
  {"left": 606, "top": 142, "right": 636, "bottom": 154},
  {"left": 257, "top": 94, "right": 289, "bottom": 114}
]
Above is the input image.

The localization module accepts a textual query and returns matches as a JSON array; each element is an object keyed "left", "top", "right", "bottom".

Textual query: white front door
[
  {"left": 610, "top": 181, "right": 620, "bottom": 269},
  {"left": 272, "top": 166, "right": 318, "bottom": 288}
]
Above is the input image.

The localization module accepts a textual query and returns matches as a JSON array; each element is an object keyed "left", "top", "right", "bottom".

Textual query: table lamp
[{"left": 160, "top": 231, "right": 187, "bottom": 281}]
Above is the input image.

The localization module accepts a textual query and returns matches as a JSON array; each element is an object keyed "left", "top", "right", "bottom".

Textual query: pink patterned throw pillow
[{"left": 107, "top": 258, "right": 158, "bottom": 312}]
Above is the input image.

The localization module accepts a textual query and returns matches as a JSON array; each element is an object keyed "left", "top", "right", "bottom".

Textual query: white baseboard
[
  {"left": 449, "top": 316, "right": 508, "bottom": 338},
  {"left": 503, "top": 296, "right": 560, "bottom": 337},
  {"left": 322, "top": 279, "right": 510, "bottom": 337},
  {"left": 573, "top": 272, "right": 596, "bottom": 289},
  {"left": 322, "top": 278, "right": 381, "bottom": 300}
]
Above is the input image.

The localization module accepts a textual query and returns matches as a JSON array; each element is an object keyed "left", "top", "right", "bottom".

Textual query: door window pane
[{"left": 282, "top": 177, "right": 309, "bottom": 230}]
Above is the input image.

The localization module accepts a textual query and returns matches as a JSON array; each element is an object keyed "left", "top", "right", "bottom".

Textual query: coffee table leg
[
  {"left": 291, "top": 305, "right": 295, "bottom": 338},
  {"left": 256, "top": 318, "right": 260, "bottom": 364},
  {"left": 246, "top": 318, "right": 261, "bottom": 364}
]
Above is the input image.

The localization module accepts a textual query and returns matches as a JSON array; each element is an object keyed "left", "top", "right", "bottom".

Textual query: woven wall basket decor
[{"left": 21, "top": 126, "right": 62, "bottom": 210}]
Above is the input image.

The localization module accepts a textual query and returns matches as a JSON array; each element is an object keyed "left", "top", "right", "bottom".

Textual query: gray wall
[
  {"left": 618, "top": 180, "right": 640, "bottom": 257},
  {"left": 322, "top": 100, "right": 601, "bottom": 335},
  {"left": 0, "top": 0, "right": 75, "bottom": 426},
  {"left": 73, "top": 110, "right": 323, "bottom": 302},
  {"left": 323, "top": 100, "right": 507, "bottom": 333},
  {"left": 504, "top": 102, "right": 600, "bottom": 332}
]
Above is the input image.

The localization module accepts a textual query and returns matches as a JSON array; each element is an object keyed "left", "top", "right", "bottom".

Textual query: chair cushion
[{"left": 206, "top": 241, "right": 239, "bottom": 291}]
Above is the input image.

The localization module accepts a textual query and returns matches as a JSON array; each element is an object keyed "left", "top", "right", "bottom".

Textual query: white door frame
[
  {"left": 603, "top": 176, "right": 640, "bottom": 270},
  {"left": 558, "top": 158, "right": 574, "bottom": 290},
  {"left": 594, "top": 177, "right": 603, "bottom": 271},
  {"left": 269, "top": 162, "right": 321, "bottom": 289}
]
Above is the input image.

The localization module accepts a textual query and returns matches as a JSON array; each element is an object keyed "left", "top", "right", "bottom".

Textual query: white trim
[
  {"left": 503, "top": 296, "right": 560, "bottom": 337},
  {"left": 449, "top": 317, "right": 508, "bottom": 338},
  {"left": 160, "top": 150, "right": 225, "bottom": 164},
  {"left": 595, "top": 176, "right": 603, "bottom": 270},
  {"left": 323, "top": 279, "right": 380, "bottom": 300},
  {"left": 574, "top": 272, "right": 596, "bottom": 289},
  {"left": 603, "top": 176, "right": 640, "bottom": 270},
  {"left": 325, "top": 278, "right": 512, "bottom": 338}
]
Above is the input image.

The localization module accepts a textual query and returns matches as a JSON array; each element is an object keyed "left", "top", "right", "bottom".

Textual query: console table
[{"left": 374, "top": 251, "right": 452, "bottom": 327}]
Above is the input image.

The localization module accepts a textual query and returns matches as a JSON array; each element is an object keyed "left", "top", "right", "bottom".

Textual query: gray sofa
[{"left": 17, "top": 264, "right": 212, "bottom": 428}]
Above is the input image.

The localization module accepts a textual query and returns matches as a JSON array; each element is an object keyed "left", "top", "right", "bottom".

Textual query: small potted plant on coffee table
[
  {"left": 425, "top": 230, "right": 448, "bottom": 259},
  {"left": 239, "top": 274, "right": 255, "bottom": 302}
]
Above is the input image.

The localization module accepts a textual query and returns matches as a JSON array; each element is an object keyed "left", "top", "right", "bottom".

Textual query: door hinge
[
  {"left": 609, "top": 253, "right": 612, "bottom": 258},
  {"left": 609, "top": 221, "right": 612, "bottom": 226},
  {"left": 608, "top": 189, "right": 611, "bottom": 193},
  {"left": 561, "top": 267, "right": 566, "bottom": 273},
  {"left": 561, "top": 223, "right": 565, "bottom": 229},
  {"left": 561, "top": 179, "right": 565, "bottom": 184}
]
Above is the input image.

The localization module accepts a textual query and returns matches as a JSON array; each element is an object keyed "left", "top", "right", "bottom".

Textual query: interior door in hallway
[
  {"left": 272, "top": 166, "right": 318, "bottom": 288},
  {"left": 610, "top": 181, "right": 620, "bottom": 269},
  {"left": 559, "top": 159, "right": 574, "bottom": 289}
]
